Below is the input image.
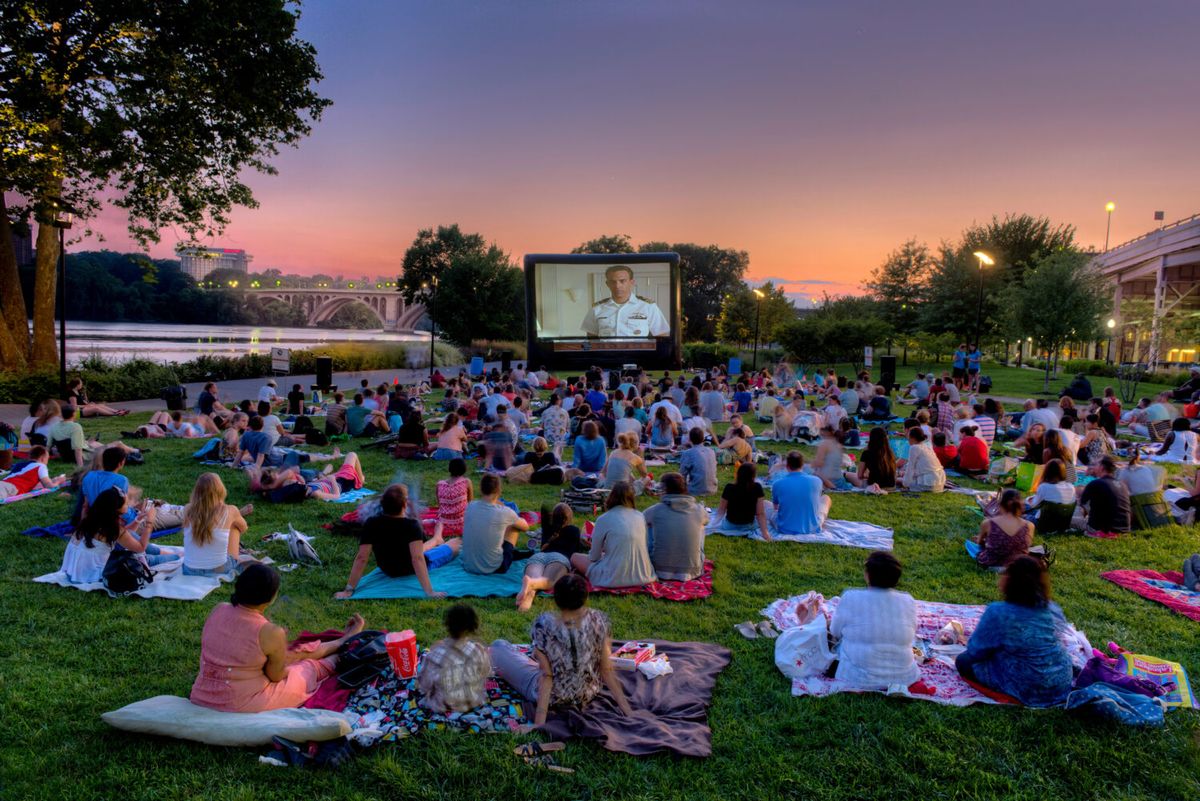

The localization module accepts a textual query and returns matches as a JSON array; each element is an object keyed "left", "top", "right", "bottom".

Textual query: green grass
[{"left": 2, "top": 404, "right": 1199, "bottom": 801}]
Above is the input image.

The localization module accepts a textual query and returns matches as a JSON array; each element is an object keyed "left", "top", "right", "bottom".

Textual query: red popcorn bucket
[{"left": 385, "top": 629, "right": 419, "bottom": 679}]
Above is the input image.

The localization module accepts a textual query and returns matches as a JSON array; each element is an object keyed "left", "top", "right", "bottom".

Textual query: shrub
[
  {"left": 683, "top": 342, "right": 738, "bottom": 368},
  {"left": 462, "top": 340, "right": 528, "bottom": 361}
]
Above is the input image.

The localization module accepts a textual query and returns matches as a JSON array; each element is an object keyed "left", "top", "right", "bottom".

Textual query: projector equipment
[{"left": 880, "top": 355, "right": 897, "bottom": 392}]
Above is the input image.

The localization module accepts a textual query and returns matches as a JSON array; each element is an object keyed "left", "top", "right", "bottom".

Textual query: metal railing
[{"left": 1102, "top": 212, "right": 1200, "bottom": 255}]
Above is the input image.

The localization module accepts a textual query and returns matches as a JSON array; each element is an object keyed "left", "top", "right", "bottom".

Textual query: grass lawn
[{"left": 2, "top": 400, "right": 1199, "bottom": 801}]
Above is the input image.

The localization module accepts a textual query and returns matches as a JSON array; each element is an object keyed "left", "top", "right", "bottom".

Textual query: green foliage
[
  {"left": 318, "top": 302, "right": 382, "bottom": 330},
  {"left": 682, "top": 342, "right": 739, "bottom": 368},
  {"left": 776, "top": 314, "right": 892, "bottom": 368},
  {"left": 643, "top": 242, "right": 749, "bottom": 342},
  {"left": 1002, "top": 251, "right": 1110, "bottom": 390},
  {"left": 864, "top": 238, "right": 932, "bottom": 336},
  {"left": 570, "top": 234, "right": 633, "bottom": 254},
  {"left": 911, "top": 331, "right": 961, "bottom": 363},
  {"left": 462, "top": 341, "right": 529, "bottom": 361},
  {"left": 716, "top": 282, "right": 796, "bottom": 346},
  {"left": 398, "top": 225, "right": 525, "bottom": 345}
]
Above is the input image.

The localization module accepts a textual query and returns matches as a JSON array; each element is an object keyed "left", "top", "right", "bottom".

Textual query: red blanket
[
  {"left": 1102, "top": 569, "right": 1200, "bottom": 622},
  {"left": 586, "top": 560, "right": 714, "bottom": 602}
]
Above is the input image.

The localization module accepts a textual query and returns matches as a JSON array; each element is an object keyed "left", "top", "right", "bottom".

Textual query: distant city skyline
[{"left": 74, "top": 1, "right": 1200, "bottom": 306}]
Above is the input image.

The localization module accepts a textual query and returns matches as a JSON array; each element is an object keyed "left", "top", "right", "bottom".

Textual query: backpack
[
  {"left": 335, "top": 630, "right": 390, "bottom": 688},
  {"left": 292, "top": 415, "right": 314, "bottom": 435},
  {"left": 102, "top": 550, "right": 154, "bottom": 595},
  {"left": 304, "top": 430, "right": 328, "bottom": 447},
  {"left": 0, "top": 421, "right": 17, "bottom": 450}
]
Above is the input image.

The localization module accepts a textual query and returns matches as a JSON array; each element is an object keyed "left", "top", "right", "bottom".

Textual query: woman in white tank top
[
  {"left": 1150, "top": 419, "right": 1200, "bottom": 464},
  {"left": 183, "top": 473, "right": 249, "bottom": 576}
]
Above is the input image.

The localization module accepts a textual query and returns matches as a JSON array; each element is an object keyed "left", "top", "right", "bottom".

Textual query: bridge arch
[{"left": 247, "top": 288, "right": 424, "bottom": 332}]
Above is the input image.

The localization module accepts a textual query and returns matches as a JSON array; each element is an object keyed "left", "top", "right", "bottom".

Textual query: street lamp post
[
  {"left": 971, "top": 251, "right": 994, "bottom": 350},
  {"left": 1104, "top": 202, "right": 1115, "bottom": 250},
  {"left": 424, "top": 276, "right": 438, "bottom": 381},
  {"left": 751, "top": 288, "right": 765, "bottom": 371},
  {"left": 40, "top": 197, "right": 78, "bottom": 396},
  {"left": 1106, "top": 317, "right": 1117, "bottom": 365}
]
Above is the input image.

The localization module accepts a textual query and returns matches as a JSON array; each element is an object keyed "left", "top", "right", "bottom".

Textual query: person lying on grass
[
  {"left": 236, "top": 415, "right": 343, "bottom": 471},
  {"left": 60, "top": 487, "right": 181, "bottom": 584},
  {"left": 955, "top": 555, "right": 1073, "bottom": 707},
  {"left": 336, "top": 483, "right": 458, "bottom": 599},
  {"left": 515, "top": 503, "right": 584, "bottom": 612},
  {"left": 248, "top": 452, "right": 362, "bottom": 503},
  {"left": 64, "top": 376, "right": 127, "bottom": 417},
  {"left": 0, "top": 445, "right": 67, "bottom": 500},
  {"left": 491, "top": 574, "right": 633, "bottom": 726},
  {"left": 193, "top": 563, "right": 366, "bottom": 713}
]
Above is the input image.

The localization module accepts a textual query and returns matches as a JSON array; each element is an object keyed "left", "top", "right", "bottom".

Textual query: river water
[{"left": 60, "top": 321, "right": 431, "bottom": 364}]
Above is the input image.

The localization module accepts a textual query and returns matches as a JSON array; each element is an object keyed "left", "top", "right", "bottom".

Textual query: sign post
[
  {"left": 270, "top": 347, "right": 290, "bottom": 374},
  {"left": 863, "top": 346, "right": 873, "bottom": 368}
]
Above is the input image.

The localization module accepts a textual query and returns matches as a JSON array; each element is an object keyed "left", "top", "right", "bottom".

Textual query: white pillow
[{"left": 102, "top": 695, "right": 350, "bottom": 746}]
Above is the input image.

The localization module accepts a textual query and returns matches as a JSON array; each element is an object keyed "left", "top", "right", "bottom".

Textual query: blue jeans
[
  {"left": 182, "top": 555, "right": 243, "bottom": 577},
  {"left": 432, "top": 448, "right": 462, "bottom": 460}
]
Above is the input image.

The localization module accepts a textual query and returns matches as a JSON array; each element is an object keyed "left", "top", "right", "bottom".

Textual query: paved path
[{"left": 0, "top": 361, "right": 504, "bottom": 428}]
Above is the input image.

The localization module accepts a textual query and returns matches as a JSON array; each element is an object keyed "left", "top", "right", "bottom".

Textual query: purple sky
[{"left": 83, "top": 0, "right": 1200, "bottom": 303}]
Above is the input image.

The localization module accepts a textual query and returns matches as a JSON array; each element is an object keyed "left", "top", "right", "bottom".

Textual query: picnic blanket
[
  {"left": 1, "top": 486, "right": 61, "bottom": 504},
  {"left": 326, "top": 488, "right": 376, "bottom": 504},
  {"left": 761, "top": 594, "right": 1091, "bottom": 707},
  {"left": 586, "top": 560, "right": 715, "bottom": 602},
  {"left": 32, "top": 546, "right": 234, "bottom": 601},
  {"left": 539, "top": 640, "right": 731, "bottom": 757},
  {"left": 22, "top": 520, "right": 180, "bottom": 541},
  {"left": 710, "top": 519, "right": 894, "bottom": 550},
  {"left": 347, "top": 560, "right": 523, "bottom": 599},
  {"left": 1101, "top": 569, "right": 1200, "bottom": 622}
]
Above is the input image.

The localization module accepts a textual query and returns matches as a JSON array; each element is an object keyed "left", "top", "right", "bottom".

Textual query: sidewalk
[{"left": 0, "top": 361, "right": 503, "bottom": 429}]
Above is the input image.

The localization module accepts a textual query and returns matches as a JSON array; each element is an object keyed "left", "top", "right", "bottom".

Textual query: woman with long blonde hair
[
  {"left": 32, "top": 399, "right": 63, "bottom": 443},
  {"left": 182, "top": 472, "right": 250, "bottom": 576}
]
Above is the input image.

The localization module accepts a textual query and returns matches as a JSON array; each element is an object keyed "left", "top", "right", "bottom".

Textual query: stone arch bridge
[{"left": 249, "top": 288, "right": 426, "bottom": 332}]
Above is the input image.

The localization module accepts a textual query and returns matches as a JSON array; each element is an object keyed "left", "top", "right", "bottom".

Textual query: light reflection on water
[{"left": 61, "top": 321, "right": 431, "bottom": 364}]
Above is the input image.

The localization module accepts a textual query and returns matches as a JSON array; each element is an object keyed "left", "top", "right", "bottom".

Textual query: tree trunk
[
  {"left": 30, "top": 211, "right": 60, "bottom": 368},
  {"left": 0, "top": 192, "right": 31, "bottom": 370}
]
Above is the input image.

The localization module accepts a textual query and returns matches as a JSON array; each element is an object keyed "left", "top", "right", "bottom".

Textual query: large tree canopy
[{"left": 0, "top": 0, "right": 329, "bottom": 369}]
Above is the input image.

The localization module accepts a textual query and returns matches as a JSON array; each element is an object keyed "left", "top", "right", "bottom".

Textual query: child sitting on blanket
[
  {"left": 955, "top": 556, "right": 1074, "bottom": 707},
  {"left": 418, "top": 604, "right": 491, "bottom": 713},
  {"left": 336, "top": 483, "right": 459, "bottom": 600},
  {"left": 828, "top": 551, "right": 925, "bottom": 692}
]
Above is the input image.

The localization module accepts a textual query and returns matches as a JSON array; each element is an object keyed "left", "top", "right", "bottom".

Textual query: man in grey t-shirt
[
  {"left": 678, "top": 427, "right": 718, "bottom": 495},
  {"left": 461, "top": 474, "right": 529, "bottom": 574},
  {"left": 643, "top": 473, "right": 708, "bottom": 581}
]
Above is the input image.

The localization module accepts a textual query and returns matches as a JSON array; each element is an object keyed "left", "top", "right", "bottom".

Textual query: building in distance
[{"left": 179, "top": 246, "right": 251, "bottom": 281}]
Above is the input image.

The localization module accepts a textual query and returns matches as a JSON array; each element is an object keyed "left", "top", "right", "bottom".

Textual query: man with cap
[{"left": 581, "top": 265, "right": 669, "bottom": 338}]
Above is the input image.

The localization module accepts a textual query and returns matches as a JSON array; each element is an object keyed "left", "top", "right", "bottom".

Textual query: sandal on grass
[
  {"left": 514, "top": 741, "right": 565, "bottom": 758},
  {"left": 757, "top": 620, "right": 779, "bottom": 639},
  {"left": 523, "top": 754, "right": 574, "bottom": 773},
  {"left": 734, "top": 621, "right": 759, "bottom": 639}
]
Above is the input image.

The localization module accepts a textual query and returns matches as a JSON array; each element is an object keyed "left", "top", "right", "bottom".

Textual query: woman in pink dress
[
  {"left": 191, "top": 564, "right": 366, "bottom": 712},
  {"left": 432, "top": 457, "right": 473, "bottom": 538}
]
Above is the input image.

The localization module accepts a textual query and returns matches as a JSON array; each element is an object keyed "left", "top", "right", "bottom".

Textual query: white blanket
[
  {"left": 33, "top": 547, "right": 241, "bottom": 600},
  {"left": 709, "top": 519, "right": 893, "bottom": 550}
]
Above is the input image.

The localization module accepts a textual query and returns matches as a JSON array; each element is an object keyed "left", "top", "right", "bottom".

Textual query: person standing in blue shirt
[
  {"left": 771, "top": 451, "right": 831, "bottom": 535},
  {"left": 951, "top": 344, "right": 969, "bottom": 389},
  {"left": 967, "top": 344, "right": 983, "bottom": 392}
]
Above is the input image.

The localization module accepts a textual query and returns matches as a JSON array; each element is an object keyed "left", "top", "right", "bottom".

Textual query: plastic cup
[{"left": 385, "top": 630, "right": 418, "bottom": 679}]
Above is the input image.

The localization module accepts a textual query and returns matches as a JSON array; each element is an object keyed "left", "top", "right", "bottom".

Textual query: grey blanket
[{"left": 539, "top": 640, "right": 731, "bottom": 757}]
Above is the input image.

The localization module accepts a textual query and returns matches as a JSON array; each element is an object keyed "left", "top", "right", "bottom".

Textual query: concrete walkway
[{"left": 0, "top": 361, "right": 504, "bottom": 428}]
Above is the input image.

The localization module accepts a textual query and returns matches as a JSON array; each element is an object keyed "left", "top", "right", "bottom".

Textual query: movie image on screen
[{"left": 535, "top": 261, "right": 672, "bottom": 339}]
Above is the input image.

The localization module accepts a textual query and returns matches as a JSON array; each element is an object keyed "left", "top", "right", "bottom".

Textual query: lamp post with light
[
  {"left": 424, "top": 276, "right": 439, "bottom": 381},
  {"left": 38, "top": 197, "right": 81, "bottom": 395},
  {"left": 972, "top": 251, "right": 994, "bottom": 350},
  {"left": 1106, "top": 318, "right": 1117, "bottom": 365},
  {"left": 751, "top": 288, "right": 766, "bottom": 371},
  {"left": 1104, "top": 202, "right": 1116, "bottom": 250}
]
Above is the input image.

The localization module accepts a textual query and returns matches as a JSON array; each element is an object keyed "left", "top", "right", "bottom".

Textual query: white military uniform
[{"left": 581, "top": 295, "right": 669, "bottom": 337}]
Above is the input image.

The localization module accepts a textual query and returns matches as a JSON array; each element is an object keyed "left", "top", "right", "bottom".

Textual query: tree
[
  {"left": 864, "top": 239, "right": 933, "bottom": 359},
  {"left": 399, "top": 224, "right": 490, "bottom": 305},
  {"left": 716, "top": 282, "right": 795, "bottom": 346},
  {"left": 775, "top": 314, "right": 892, "bottom": 371},
  {"left": 959, "top": 213, "right": 1076, "bottom": 286},
  {"left": 0, "top": 1, "right": 329, "bottom": 370},
  {"left": 1002, "top": 251, "right": 1109, "bottom": 391},
  {"left": 639, "top": 241, "right": 748, "bottom": 341},
  {"left": 432, "top": 250, "right": 526, "bottom": 346},
  {"left": 571, "top": 234, "right": 633, "bottom": 255}
]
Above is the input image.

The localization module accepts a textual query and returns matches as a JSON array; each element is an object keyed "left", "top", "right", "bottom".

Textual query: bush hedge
[
  {"left": 0, "top": 341, "right": 467, "bottom": 404},
  {"left": 683, "top": 342, "right": 738, "bottom": 368},
  {"left": 1027, "top": 358, "right": 1189, "bottom": 387}
]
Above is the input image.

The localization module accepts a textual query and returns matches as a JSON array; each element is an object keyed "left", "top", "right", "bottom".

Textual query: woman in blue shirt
[
  {"left": 569, "top": 420, "right": 608, "bottom": 474},
  {"left": 955, "top": 555, "right": 1074, "bottom": 706}
]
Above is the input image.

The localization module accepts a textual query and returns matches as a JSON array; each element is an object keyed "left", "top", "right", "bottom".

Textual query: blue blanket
[
  {"left": 348, "top": 560, "right": 523, "bottom": 599},
  {"left": 326, "top": 488, "right": 376, "bottom": 504},
  {"left": 22, "top": 520, "right": 181, "bottom": 541}
]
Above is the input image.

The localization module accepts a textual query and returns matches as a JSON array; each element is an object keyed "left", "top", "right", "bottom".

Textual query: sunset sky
[{"left": 83, "top": 0, "right": 1200, "bottom": 305}]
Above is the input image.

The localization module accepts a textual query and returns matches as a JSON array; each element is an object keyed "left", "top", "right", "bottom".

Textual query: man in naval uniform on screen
[{"left": 580, "top": 265, "right": 670, "bottom": 337}]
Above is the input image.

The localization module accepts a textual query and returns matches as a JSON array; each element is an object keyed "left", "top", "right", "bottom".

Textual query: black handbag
[
  {"left": 102, "top": 550, "right": 154, "bottom": 595},
  {"left": 335, "top": 630, "right": 390, "bottom": 689}
]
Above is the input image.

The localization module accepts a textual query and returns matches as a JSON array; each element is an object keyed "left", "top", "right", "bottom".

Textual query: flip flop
[
  {"left": 514, "top": 741, "right": 565, "bottom": 758},
  {"left": 734, "top": 621, "right": 759, "bottom": 639},
  {"left": 757, "top": 620, "right": 779, "bottom": 639}
]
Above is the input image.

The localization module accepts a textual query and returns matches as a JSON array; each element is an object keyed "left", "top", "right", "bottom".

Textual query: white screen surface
[{"left": 534, "top": 261, "right": 672, "bottom": 339}]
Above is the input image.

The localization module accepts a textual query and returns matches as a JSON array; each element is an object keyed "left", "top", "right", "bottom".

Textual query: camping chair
[
  {"left": 1034, "top": 501, "right": 1077, "bottom": 535},
  {"left": 1129, "top": 490, "right": 1174, "bottom": 530},
  {"left": 1148, "top": 419, "right": 1172, "bottom": 443},
  {"left": 52, "top": 438, "right": 78, "bottom": 466}
]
